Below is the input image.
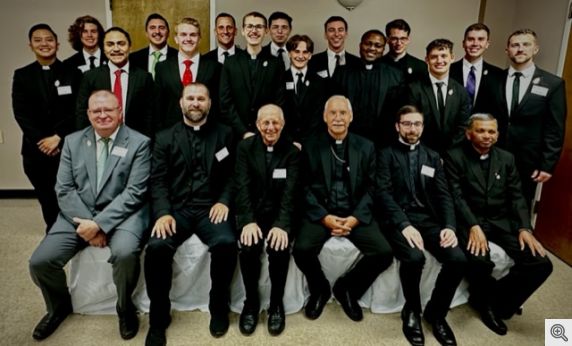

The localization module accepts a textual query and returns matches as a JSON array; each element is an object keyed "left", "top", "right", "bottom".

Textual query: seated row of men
[{"left": 28, "top": 85, "right": 552, "bottom": 346}]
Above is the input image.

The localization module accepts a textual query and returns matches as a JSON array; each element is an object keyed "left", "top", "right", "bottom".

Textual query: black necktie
[
  {"left": 436, "top": 82, "right": 446, "bottom": 125},
  {"left": 222, "top": 51, "right": 229, "bottom": 64},
  {"left": 335, "top": 54, "right": 341, "bottom": 67},
  {"left": 296, "top": 72, "right": 304, "bottom": 95},
  {"left": 88, "top": 56, "right": 96, "bottom": 69},
  {"left": 511, "top": 72, "right": 522, "bottom": 115}
]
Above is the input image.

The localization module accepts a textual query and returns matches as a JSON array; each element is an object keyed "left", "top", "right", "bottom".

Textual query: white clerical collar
[
  {"left": 399, "top": 136, "right": 420, "bottom": 151},
  {"left": 266, "top": 146, "right": 274, "bottom": 152}
]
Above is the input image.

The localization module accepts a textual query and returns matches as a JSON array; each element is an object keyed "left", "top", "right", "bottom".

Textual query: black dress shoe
[
  {"left": 32, "top": 307, "right": 72, "bottom": 340},
  {"left": 480, "top": 307, "right": 507, "bottom": 335},
  {"left": 119, "top": 310, "right": 139, "bottom": 340},
  {"left": 145, "top": 327, "right": 166, "bottom": 346},
  {"left": 210, "top": 312, "right": 229, "bottom": 338},
  {"left": 304, "top": 287, "right": 331, "bottom": 320},
  {"left": 239, "top": 305, "right": 259, "bottom": 336},
  {"left": 426, "top": 317, "right": 457, "bottom": 346},
  {"left": 401, "top": 308, "right": 424, "bottom": 346},
  {"left": 333, "top": 280, "right": 363, "bottom": 321},
  {"left": 267, "top": 304, "right": 286, "bottom": 336}
]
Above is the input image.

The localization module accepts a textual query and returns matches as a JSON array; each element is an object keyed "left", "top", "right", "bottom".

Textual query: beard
[{"left": 183, "top": 109, "right": 208, "bottom": 124}]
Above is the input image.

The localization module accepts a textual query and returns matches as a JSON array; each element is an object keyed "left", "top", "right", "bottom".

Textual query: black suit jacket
[
  {"left": 376, "top": 142, "right": 456, "bottom": 232},
  {"left": 282, "top": 69, "right": 331, "bottom": 143},
  {"left": 407, "top": 75, "right": 471, "bottom": 153},
  {"left": 444, "top": 143, "right": 531, "bottom": 235},
  {"left": 154, "top": 55, "right": 222, "bottom": 130},
  {"left": 302, "top": 132, "right": 376, "bottom": 224},
  {"left": 12, "top": 60, "right": 81, "bottom": 157},
  {"left": 308, "top": 50, "right": 361, "bottom": 79},
  {"left": 493, "top": 67, "right": 567, "bottom": 174},
  {"left": 129, "top": 45, "right": 178, "bottom": 72},
  {"left": 203, "top": 46, "right": 244, "bottom": 64},
  {"left": 75, "top": 64, "right": 155, "bottom": 137},
  {"left": 63, "top": 51, "right": 108, "bottom": 74},
  {"left": 219, "top": 49, "right": 285, "bottom": 137},
  {"left": 150, "top": 121, "right": 235, "bottom": 220},
  {"left": 381, "top": 53, "right": 427, "bottom": 83},
  {"left": 234, "top": 135, "right": 300, "bottom": 232},
  {"left": 450, "top": 59, "right": 503, "bottom": 114}
]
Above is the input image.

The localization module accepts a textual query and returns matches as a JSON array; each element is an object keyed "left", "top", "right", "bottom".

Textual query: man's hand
[
  {"left": 151, "top": 215, "right": 176, "bottom": 239},
  {"left": 440, "top": 228, "right": 458, "bottom": 248},
  {"left": 531, "top": 170, "right": 552, "bottom": 183},
  {"left": 267, "top": 227, "right": 289, "bottom": 251},
  {"left": 519, "top": 230, "right": 546, "bottom": 257},
  {"left": 240, "top": 223, "right": 262, "bottom": 246},
  {"left": 209, "top": 203, "right": 229, "bottom": 224},
  {"left": 73, "top": 217, "right": 100, "bottom": 242},
  {"left": 243, "top": 132, "right": 256, "bottom": 139},
  {"left": 37, "top": 135, "right": 61, "bottom": 156},
  {"left": 88, "top": 231, "right": 107, "bottom": 248},
  {"left": 401, "top": 225, "right": 424, "bottom": 250},
  {"left": 321, "top": 214, "right": 351, "bottom": 237},
  {"left": 467, "top": 225, "right": 489, "bottom": 256}
]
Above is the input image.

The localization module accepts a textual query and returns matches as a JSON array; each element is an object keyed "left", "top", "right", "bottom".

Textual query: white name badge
[
  {"left": 111, "top": 146, "right": 128, "bottom": 157},
  {"left": 286, "top": 82, "right": 294, "bottom": 90},
  {"left": 78, "top": 65, "right": 89, "bottom": 73},
  {"left": 215, "top": 147, "right": 229, "bottom": 162},
  {"left": 531, "top": 85, "right": 548, "bottom": 97},
  {"left": 421, "top": 165, "right": 435, "bottom": 178},
  {"left": 272, "top": 168, "right": 287, "bottom": 179},
  {"left": 317, "top": 70, "right": 328, "bottom": 78},
  {"left": 57, "top": 86, "right": 72, "bottom": 96}
]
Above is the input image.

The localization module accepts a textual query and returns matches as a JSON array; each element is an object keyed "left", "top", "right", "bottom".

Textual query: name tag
[
  {"left": 421, "top": 165, "right": 435, "bottom": 178},
  {"left": 286, "top": 82, "right": 294, "bottom": 90},
  {"left": 111, "top": 146, "right": 127, "bottom": 157},
  {"left": 531, "top": 85, "right": 548, "bottom": 97},
  {"left": 78, "top": 65, "right": 89, "bottom": 73},
  {"left": 215, "top": 147, "right": 229, "bottom": 162},
  {"left": 317, "top": 70, "right": 328, "bottom": 78},
  {"left": 272, "top": 168, "right": 287, "bottom": 179},
  {"left": 57, "top": 86, "right": 72, "bottom": 95}
]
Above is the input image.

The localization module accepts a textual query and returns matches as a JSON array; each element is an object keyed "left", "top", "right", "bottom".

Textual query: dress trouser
[{"left": 23, "top": 154, "right": 60, "bottom": 233}]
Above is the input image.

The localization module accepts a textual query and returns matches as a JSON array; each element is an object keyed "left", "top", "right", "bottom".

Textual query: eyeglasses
[
  {"left": 244, "top": 24, "right": 265, "bottom": 31},
  {"left": 399, "top": 121, "right": 423, "bottom": 128}
]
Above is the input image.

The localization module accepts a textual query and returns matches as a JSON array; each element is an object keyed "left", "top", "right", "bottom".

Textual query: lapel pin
[
  {"left": 305, "top": 80, "right": 310, "bottom": 86},
  {"left": 54, "top": 80, "right": 60, "bottom": 87},
  {"left": 448, "top": 89, "right": 453, "bottom": 96},
  {"left": 263, "top": 61, "right": 268, "bottom": 67},
  {"left": 87, "top": 140, "right": 92, "bottom": 147},
  {"left": 407, "top": 67, "right": 413, "bottom": 74},
  {"left": 533, "top": 77, "right": 540, "bottom": 84},
  {"left": 495, "top": 172, "right": 500, "bottom": 180},
  {"left": 483, "top": 69, "right": 488, "bottom": 76}
]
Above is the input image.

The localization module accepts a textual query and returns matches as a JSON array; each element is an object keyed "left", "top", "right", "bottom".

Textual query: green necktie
[
  {"left": 151, "top": 51, "right": 162, "bottom": 79},
  {"left": 97, "top": 137, "right": 110, "bottom": 189}
]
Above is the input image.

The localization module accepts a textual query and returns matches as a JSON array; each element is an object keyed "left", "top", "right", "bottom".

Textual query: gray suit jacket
[{"left": 53, "top": 125, "right": 151, "bottom": 235}]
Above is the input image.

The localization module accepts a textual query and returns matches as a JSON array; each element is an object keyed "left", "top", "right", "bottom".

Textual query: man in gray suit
[{"left": 29, "top": 90, "right": 151, "bottom": 341}]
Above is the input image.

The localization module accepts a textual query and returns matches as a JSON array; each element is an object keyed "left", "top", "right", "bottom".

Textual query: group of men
[{"left": 12, "top": 8, "right": 565, "bottom": 346}]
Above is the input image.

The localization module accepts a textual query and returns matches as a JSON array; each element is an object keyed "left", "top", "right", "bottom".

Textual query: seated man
[
  {"left": 235, "top": 104, "right": 300, "bottom": 336},
  {"left": 293, "top": 95, "right": 393, "bottom": 322},
  {"left": 145, "top": 83, "right": 237, "bottom": 345},
  {"left": 444, "top": 113, "right": 552, "bottom": 335},
  {"left": 376, "top": 105, "right": 466, "bottom": 346},
  {"left": 29, "top": 90, "right": 151, "bottom": 341}
]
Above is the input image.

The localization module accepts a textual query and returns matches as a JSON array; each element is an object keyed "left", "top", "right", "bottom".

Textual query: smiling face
[
  {"left": 242, "top": 15, "right": 267, "bottom": 47},
  {"left": 359, "top": 33, "right": 385, "bottom": 62},
  {"left": 506, "top": 33, "right": 538, "bottom": 69},
  {"left": 103, "top": 30, "right": 130, "bottom": 67},
  {"left": 324, "top": 96, "right": 353, "bottom": 139},
  {"left": 463, "top": 29, "right": 489, "bottom": 62},
  {"left": 29, "top": 28, "right": 58, "bottom": 62},
  {"left": 88, "top": 91, "right": 123, "bottom": 137},
  {"left": 289, "top": 41, "right": 312, "bottom": 70},
  {"left": 175, "top": 23, "right": 200, "bottom": 57},
  {"left": 325, "top": 20, "right": 347, "bottom": 53},
  {"left": 256, "top": 105, "right": 284, "bottom": 146},
  {"left": 215, "top": 16, "right": 236, "bottom": 49},
  {"left": 81, "top": 23, "right": 99, "bottom": 51},
  {"left": 146, "top": 18, "right": 169, "bottom": 49},
  {"left": 180, "top": 84, "right": 211, "bottom": 126},
  {"left": 426, "top": 47, "right": 453, "bottom": 79},
  {"left": 466, "top": 119, "right": 498, "bottom": 154}
]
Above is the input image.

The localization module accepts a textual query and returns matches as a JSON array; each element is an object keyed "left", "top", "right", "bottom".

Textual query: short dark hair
[
  {"left": 67, "top": 15, "right": 104, "bottom": 51},
  {"left": 507, "top": 28, "right": 537, "bottom": 45},
  {"left": 396, "top": 105, "right": 423, "bottom": 123},
  {"left": 426, "top": 38, "right": 453, "bottom": 55},
  {"left": 104, "top": 27, "right": 132, "bottom": 46},
  {"left": 324, "top": 16, "right": 347, "bottom": 31},
  {"left": 361, "top": 29, "right": 386, "bottom": 43},
  {"left": 145, "top": 13, "right": 169, "bottom": 31},
  {"left": 385, "top": 19, "right": 411, "bottom": 36},
  {"left": 286, "top": 34, "right": 314, "bottom": 53},
  {"left": 29, "top": 23, "right": 58, "bottom": 42},
  {"left": 464, "top": 23, "right": 490, "bottom": 39},
  {"left": 215, "top": 12, "right": 236, "bottom": 27},
  {"left": 269, "top": 11, "right": 292, "bottom": 27},
  {"left": 242, "top": 11, "right": 267, "bottom": 28}
]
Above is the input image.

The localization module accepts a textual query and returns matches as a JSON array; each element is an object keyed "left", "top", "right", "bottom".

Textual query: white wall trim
[{"left": 556, "top": 0, "right": 572, "bottom": 76}]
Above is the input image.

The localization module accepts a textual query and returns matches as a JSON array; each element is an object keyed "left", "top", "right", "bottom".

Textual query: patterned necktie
[
  {"left": 97, "top": 137, "right": 110, "bottom": 189},
  {"left": 151, "top": 51, "right": 162, "bottom": 79},
  {"left": 88, "top": 56, "right": 96, "bottom": 69},
  {"left": 511, "top": 72, "right": 522, "bottom": 115},
  {"left": 466, "top": 65, "right": 476, "bottom": 104},
  {"left": 182, "top": 59, "right": 193, "bottom": 86},
  {"left": 436, "top": 82, "right": 446, "bottom": 125},
  {"left": 113, "top": 69, "right": 123, "bottom": 110}
]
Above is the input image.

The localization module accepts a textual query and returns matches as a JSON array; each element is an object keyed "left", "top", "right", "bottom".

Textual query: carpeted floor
[{"left": 1, "top": 198, "right": 570, "bottom": 346}]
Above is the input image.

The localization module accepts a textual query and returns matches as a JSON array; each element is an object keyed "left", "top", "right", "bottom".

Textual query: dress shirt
[
  {"left": 270, "top": 41, "right": 290, "bottom": 69},
  {"left": 108, "top": 62, "right": 129, "bottom": 115},
  {"left": 290, "top": 66, "right": 308, "bottom": 92},
  {"left": 178, "top": 52, "right": 200, "bottom": 82},
  {"left": 82, "top": 48, "right": 102, "bottom": 69},
  {"left": 327, "top": 48, "right": 347, "bottom": 76},
  {"left": 506, "top": 64, "right": 535, "bottom": 114},
  {"left": 146, "top": 45, "right": 169, "bottom": 73},
  {"left": 95, "top": 126, "right": 120, "bottom": 160},
  {"left": 217, "top": 45, "right": 236, "bottom": 64},
  {"left": 429, "top": 73, "right": 449, "bottom": 106},
  {"left": 462, "top": 57, "right": 483, "bottom": 94}
]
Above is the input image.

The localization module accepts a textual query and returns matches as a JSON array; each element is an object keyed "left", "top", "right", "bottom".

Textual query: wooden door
[
  {"left": 534, "top": 26, "right": 572, "bottom": 266},
  {"left": 110, "top": 0, "right": 210, "bottom": 53}
]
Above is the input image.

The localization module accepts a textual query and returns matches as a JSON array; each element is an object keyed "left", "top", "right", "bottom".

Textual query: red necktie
[
  {"left": 113, "top": 69, "right": 123, "bottom": 110},
  {"left": 182, "top": 60, "right": 193, "bottom": 86}
]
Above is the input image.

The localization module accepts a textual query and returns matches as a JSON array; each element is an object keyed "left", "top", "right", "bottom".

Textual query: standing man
[
  {"left": 219, "top": 11, "right": 285, "bottom": 139},
  {"left": 235, "top": 104, "right": 300, "bottom": 336},
  {"left": 130, "top": 13, "right": 178, "bottom": 78},
  {"left": 377, "top": 106, "right": 466, "bottom": 346},
  {"left": 155, "top": 17, "right": 221, "bottom": 130},
  {"left": 497, "top": 29, "right": 567, "bottom": 204},
  {"left": 450, "top": 23, "right": 503, "bottom": 113},
  {"left": 144, "top": 83, "right": 237, "bottom": 344},
  {"left": 381, "top": 19, "right": 427, "bottom": 83},
  {"left": 261, "top": 11, "right": 293, "bottom": 70},
  {"left": 12, "top": 23, "right": 81, "bottom": 232},
  {"left": 407, "top": 39, "right": 470, "bottom": 154},
  {"left": 64, "top": 15, "right": 107, "bottom": 73},
  {"left": 308, "top": 16, "right": 360, "bottom": 78},
  {"left": 29, "top": 90, "right": 151, "bottom": 341},
  {"left": 444, "top": 114, "right": 552, "bottom": 335},
  {"left": 293, "top": 96, "right": 393, "bottom": 322},
  {"left": 203, "top": 13, "right": 241, "bottom": 65},
  {"left": 76, "top": 27, "right": 155, "bottom": 137}
]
